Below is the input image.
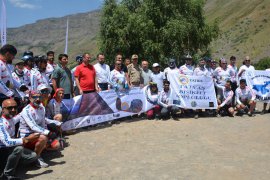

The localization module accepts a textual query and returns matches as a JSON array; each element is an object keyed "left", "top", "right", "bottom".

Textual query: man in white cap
[
  {"left": 150, "top": 63, "right": 164, "bottom": 92},
  {"left": 179, "top": 55, "right": 194, "bottom": 75}
]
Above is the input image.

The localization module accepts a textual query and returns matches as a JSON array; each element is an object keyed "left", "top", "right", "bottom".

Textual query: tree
[
  {"left": 254, "top": 57, "right": 270, "bottom": 70},
  {"left": 99, "top": 0, "right": 219, "bottom": 66}
]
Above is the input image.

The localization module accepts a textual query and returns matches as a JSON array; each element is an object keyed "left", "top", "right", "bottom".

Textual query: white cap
[
  {"left": 37, "top": 84, "right": 52, "bottom": 93},
  {"left": 152, "top": 63, "right": 160, "bottom": 67}
]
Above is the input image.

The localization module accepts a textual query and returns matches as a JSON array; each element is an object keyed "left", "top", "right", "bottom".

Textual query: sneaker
[
  {"left": 247, "top": 112, "right": 254, "bottom": 117},
  {"left": 194, "top": 114, "right": 199, "bottom": 119},
  {"left": 36, "top": 157, "right": 49, "bottom": 168}
]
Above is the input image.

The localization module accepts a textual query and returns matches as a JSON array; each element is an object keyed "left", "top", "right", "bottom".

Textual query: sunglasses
[
  {"left": 31, "top": 95, "right": 42, "bottom": 99},
  {"left": 40, "top": 89, "right": 50, "bottom": 94},
  {"left": 3, "top": 106, "right": 18, "bottom": 111},
  {"left": 116, "top": 63, "right": 122, "bottom": 66}
]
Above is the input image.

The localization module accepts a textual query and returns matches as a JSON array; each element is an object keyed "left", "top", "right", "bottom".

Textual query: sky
[{"left": 4, "top": 0, "right": 103, "bottom": 28}]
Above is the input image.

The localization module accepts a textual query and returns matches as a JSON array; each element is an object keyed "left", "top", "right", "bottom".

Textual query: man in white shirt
[
  {"left": 0, "top": 45, "right": 17, "bottom": 105},
  {"left": 179, "top": 55, "right": 194, "bottom": 75},
  {"left": 238, "top": 56, "right": 255, "bottom": 82},
  {"left": 235, "top": 79, "right": 256, "bottom": 116},
  {"left": 150, "top": 63, "right": 164, "bottom": 92},
  {"left": 94, "top": 53, "right": 110, "bottom": 91}
]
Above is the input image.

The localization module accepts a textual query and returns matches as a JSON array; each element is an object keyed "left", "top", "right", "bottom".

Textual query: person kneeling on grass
[
  {"left": 216, "top": 80, "right": 235, "bottom": 117},
  {"left": 235, "top": 79, "right": 256, "bottom": 116},
  {"left": 145, "top": 82, "right": 161, "bottom": 119},
  {"left": 158, "top": 80, "right": 180, "bottom": 120},
  {"left": 0, "top": 99, "right": 39, "bottom": 180},
  {"left": 18, "top": 90, "right": 62, "bottom": 168}
]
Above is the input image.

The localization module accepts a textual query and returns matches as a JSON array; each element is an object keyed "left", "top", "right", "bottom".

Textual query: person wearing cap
[
  {"left": 0, "top": 99, "right": 39, "bottom": 180},
  {"left": 150, "top": 63, "right": 164, "bottom": 92},
  {"left": 22, "top": 51, "right": 35, "bottom": 89},
  {"left": 45, "top": 51, "right": 57, "bottom": 86},
  {"left": 37, "top": 84, "right": 52, "bottom": 108},
  {"left": 127, "top": 54, "right": 144, "bottom": 87},
  {"left": 71, "top": 55, "right": 83, "bottom": 96},
  {"left": 141, "top": 59, "right": 152, "bottom": 86},
  {"left": 145, "top": 82, "right": 160, "bottom": 119},
  {"left": 29, "top": 55, "right": 50, "bottom": 91},
  {"left": 74, "top": 53, "right": 99, "bottom": 94},
  {"left": 51, "top": 54, "right": 73, "bottom": 99},
  {"left": 235, "top": 79, "right": 256, "bottom": 116},
  {"left": 164, "top": 58, "right": 179, "bottom": 82},
  {"left": 94, "top": 53, "right": 111, "bottom": 91},
  {"left": 238, "top": 56, "right": 255, "bottom": 83},
  {"left": 11, "top": 60, "right": 30, "bottom": 111},
  {"left": 179, "top": 55, "right": 194, "bottom": 75},
  {"left": 18, "top": 90, "right": 62, "bottom": 168},
  {"left": 0, "top": 44, "right": 17, "bottom": 105}
]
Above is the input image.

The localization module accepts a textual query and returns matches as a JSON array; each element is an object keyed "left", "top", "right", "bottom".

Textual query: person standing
[
  {"left": 150, "top": 63, "right": 164, "bottom": 92},
  {"left": 74, "top": 53, "right": 99, "bottom": 94},
  {"left": 127, "top": 54, "right": 144, "bottom": 87},
  {"left": 94, "top": 53, "right": 111, "bottom": 91},
  {"left": 0, "top": 44, "right": 17, "bottom": 105},
  {"left": 51, "top": 54, "right": 73, "bottom": 99},
  {"left": 45, "top": 51, "right": 57, "bottom": 85},
  {"left": 141, "top": 60, "right": 152, "bottom": 86},
  {"left": 0, "top": 99, "right": 39, "bottom": 179},
  {"left": 238, "top": 56, "right": 255, "bottom": 81},
  {"left": 179, "top": 55, "right": 194, "bottom": 75},
  {"left": 109, "top": 59, "right": 129, "bottom": 92}
]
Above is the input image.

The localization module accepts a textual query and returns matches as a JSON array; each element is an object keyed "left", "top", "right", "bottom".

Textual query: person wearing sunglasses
[
  {"left": 18, "top": 90, "right": 62, "bottom": 168},
  {"left": 0, "top": 99, "right": 39, "bottom": 180},
  {"left": 238, "top": 56, "right": 255, "bottom": 83}
]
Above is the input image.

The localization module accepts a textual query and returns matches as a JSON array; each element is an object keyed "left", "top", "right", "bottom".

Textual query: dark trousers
[
  {"left": 98, "top": 83, "right": 109, "bottom": 91},
  {"left": 83, "top": 90, "right": 96, "bottom": 94},
  {"left": 0, "top": 146, "right": 37, "bottom": 177},
  {"left": 161, "top": 106, "right": 179, "bottom": 119}
]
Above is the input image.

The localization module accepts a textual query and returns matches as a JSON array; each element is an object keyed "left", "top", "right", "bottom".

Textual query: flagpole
[
  {"left": 1, "top": 0, "right": 7, "bottom": 46},
  {"left": 64, "top": 18, "right": 69, "bottom": 54}
]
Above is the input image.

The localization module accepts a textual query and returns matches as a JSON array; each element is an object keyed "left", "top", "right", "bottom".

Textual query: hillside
[
  {"left": 8, "top": 1, "right": 270, "bottom": 66},
  {"left": 8, "top": 10, "right": 100, "bottom": 67},
  {"left": 205, "top": 0, "right": 270, "bottom": 64}
]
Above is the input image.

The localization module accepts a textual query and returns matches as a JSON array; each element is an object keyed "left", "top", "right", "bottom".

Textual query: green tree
[
  {"left": 99, "top": 0, "right": 219, "bottom": 66},
  {"left": 255, "top": 57, "right": 270, "bottom": 70}
]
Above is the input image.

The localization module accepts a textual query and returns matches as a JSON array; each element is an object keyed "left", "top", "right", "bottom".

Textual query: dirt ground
[{"left": 18, "top": 107, "right": 270, "bottom": 180}]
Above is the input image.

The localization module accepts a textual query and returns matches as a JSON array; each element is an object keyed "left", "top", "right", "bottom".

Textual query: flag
[
  {"left": 1, "top": 0, "right": 7, "bottom": 46},
  {"left": 64, "top": 18, "right": 69, "bottom": 54}
]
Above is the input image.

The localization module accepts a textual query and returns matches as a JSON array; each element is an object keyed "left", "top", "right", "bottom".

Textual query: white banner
[
  {"left": 245, "top": 70, "right": 270, "bottom": 101},
  {"left": 64, "top": 18, "right": 68, "bottom": 54},
  {"left": 1, "top": 0, "right": 7, "bottom": 46},
  {"left": 62, "top": 88, "right": 153, "bottom": 131},
  {"left": 169, "top": 74, "right": 218, "bottom": 109}
]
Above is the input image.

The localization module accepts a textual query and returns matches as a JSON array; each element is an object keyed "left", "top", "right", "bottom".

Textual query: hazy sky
[{"left": 4, "top": 0, "right": 103, "bottom": 28}]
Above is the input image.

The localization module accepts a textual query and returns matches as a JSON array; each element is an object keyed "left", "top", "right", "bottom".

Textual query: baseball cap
[
  {"left": 131, "top": 54, "right": 138, "bottom": 59},
  {"left": 152, "top": 63, "right": 160, "bottom": 67},
  {"left": 219, "top": 57, "right": 227, "bottom": 63},
  {"left": 37, "top": 84, "right": 52, "bottom": 93}
]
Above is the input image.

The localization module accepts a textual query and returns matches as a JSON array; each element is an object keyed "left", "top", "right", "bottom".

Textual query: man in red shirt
[{"left": 74, "top": 53, "right": 99, "bottom": 94}]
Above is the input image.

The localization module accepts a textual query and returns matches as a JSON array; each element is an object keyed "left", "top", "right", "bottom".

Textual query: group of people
[{"left": 0, "top": 43, "right": 269, "bottom": 179}]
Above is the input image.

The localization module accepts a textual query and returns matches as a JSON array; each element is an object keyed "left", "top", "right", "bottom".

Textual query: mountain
[
  {"left": 205, "top": 0, "right": 270, "bottom": 64},
  {"left": 8, "top": 1, "right": 270, "bottom": 66},
  {"left": 8, "top": 10, "right": 101, "bottom": 67}
]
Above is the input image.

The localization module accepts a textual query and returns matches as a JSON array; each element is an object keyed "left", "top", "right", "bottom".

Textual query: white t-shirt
[{"left": 150, "top": 72, "right": 164, "bottom": 92}]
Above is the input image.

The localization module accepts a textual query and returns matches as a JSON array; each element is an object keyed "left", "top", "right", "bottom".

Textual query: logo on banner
[
  {"left": 179, "top": 75, "right": 190, "bottom": 85},
  {"left": 191, "top": 101, "right": 197, "bottom": 107}
]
